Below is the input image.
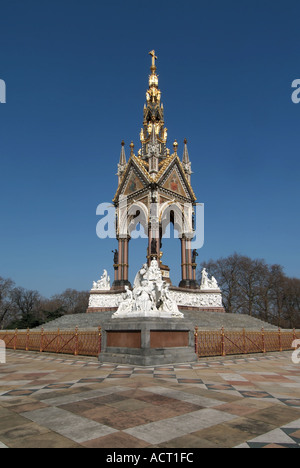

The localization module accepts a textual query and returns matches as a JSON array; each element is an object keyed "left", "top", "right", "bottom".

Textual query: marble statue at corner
[
  {"left": 200, "top": 268, "right": 220, "bottom": 290},
  {"left": 113, "top": 260, "right": 184, "bottom": 319},
  {"left": 114, "top": 285, "right": 133, "bottom": 314},
  {"left": 92, "top": 269, "right": 111, "bottom": 291}
]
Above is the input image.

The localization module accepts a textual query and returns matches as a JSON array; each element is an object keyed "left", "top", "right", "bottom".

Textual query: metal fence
[
  {"left": 0, "top": 328, "right": 102, "bottom": 357},
  {"left": 0, "top": 326, "right": 299, "bottom": 360},
  {"left": 194, "top": 327, "right": 300, "bottom": 358}
]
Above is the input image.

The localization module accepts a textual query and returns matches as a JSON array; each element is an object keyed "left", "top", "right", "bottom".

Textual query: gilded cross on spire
[{"left": 149, "top": 50, "right": 157, "bottom": 71}]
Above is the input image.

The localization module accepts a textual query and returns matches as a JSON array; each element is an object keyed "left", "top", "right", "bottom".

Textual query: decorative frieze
[
  {"left": 169, "top": 290, "right": 223, "bottom": 309},
  {"left": 88, "top": 288, "right": 223, "bottom": 311},
  {"left": 88, "top": 292, "right": 123, "bottom": 309}
]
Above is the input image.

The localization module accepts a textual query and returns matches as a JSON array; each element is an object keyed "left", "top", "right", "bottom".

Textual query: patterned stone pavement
[{"left": 0, "top": 350, "right": 300, "bottom": 448}]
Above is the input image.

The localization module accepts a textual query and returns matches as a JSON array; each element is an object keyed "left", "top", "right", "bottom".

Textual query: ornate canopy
[{"left": 112, "top": 51, "right": 198, "bottom": 289}]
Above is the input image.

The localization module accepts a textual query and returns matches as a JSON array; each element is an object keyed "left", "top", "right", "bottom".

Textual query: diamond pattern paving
[{"left": 0, "top": 350, "right": 299, "bottom": 448}]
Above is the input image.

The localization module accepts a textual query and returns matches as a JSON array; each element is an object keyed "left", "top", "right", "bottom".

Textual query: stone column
[
  {"left": 179, "top": 236, "right": 198, "bottom": 289},
  {"left": 123, "top": 237, "right": 129, "bottom": 282},
  {"left": 112, "top": 238, "right": 131, "bottom": 289},
  {"left": 186, "top": 238, "right": 193, "bottom": 282},
  {"left": 118, "top": 238, "right": 123, "bottom": 282},
  {"left": 180, "top": 237, "right": 187, "bottom": 282},
  {"left": 148, "top": 202, "right": 160, "bottom": 264}
]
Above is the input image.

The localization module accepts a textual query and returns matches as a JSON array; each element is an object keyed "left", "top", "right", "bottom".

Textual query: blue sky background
[{"left": 0, "top": 0, "right": 299, "bottom": 297}]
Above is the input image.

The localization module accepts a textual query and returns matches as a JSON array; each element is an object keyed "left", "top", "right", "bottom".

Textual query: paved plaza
[{"left": 0, "top": 350, "right": 300, "bottom": 448}]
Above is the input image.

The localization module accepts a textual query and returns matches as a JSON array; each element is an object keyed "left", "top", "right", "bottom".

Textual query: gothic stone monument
[{"left": 88, "top": 51, "right": 224, "bottom": 365}]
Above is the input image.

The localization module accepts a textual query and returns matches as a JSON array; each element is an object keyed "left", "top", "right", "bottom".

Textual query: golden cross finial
[{"left": 149, "top": 50, "right": 157, "bottom": 69}]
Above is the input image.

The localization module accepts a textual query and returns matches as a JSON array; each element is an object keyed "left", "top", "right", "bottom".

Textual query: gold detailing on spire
[
  {"left": 130, "top": 141, "right": 135, "bottom": 156},
  {"left": 140, "top": 49, "right": 167, "bottom": 155},
  {"left": 173, "top": 140, "right": 178, "bottom": 154},
  {"left": 147, "top": 50, "right": 159, "bottom": 96},
  {"left": 149, "top": 50, "right": 157, "bottom": 72}
]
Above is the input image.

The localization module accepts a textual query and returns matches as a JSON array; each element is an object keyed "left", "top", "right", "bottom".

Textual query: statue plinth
[
  {"left": 97, "top": 261, "right": 197, "bottom": 365},
  {"left": 98, "top": 317, "right": 197, "bottom": 366}
]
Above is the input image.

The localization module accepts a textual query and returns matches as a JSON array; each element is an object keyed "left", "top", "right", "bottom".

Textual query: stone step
[{"left": 34, "top": 310, "right": 278, "bottom": 331}]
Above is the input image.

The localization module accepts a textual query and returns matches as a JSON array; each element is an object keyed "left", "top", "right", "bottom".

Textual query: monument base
[
  {"left": 98, "top": 317, "right": 198, "bottom": 366},
  {"left": 111, "top": 279, "right": 131, "bottom": 290},
  {"left": 178, "top": 279, "right": 199, "bottom": 289}
]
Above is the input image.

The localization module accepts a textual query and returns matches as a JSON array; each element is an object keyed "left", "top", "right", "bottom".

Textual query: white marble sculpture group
[
  {"left": 89, "top": 266, "right": 222, "bottom": 312},
  {"left": 92, "top": 269, "right": 111, "bottom": 291},
  {"left": 199, "top": 268, "right": 220, "bottom": 290},
  {"left": 113, "top": 260, "right": 184, "bottom": 319}
]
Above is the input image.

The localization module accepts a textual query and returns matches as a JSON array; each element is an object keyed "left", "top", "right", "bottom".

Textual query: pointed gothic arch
[{"left": 127, "top": 201, "right": 149, "bottom": 238}]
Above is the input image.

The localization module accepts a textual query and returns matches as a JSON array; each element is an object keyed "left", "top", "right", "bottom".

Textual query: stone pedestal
[
  {"left": 178, "top": 279, "right": 199, "bottom": 289},
  {"left": 98, "top": 317, "right": 197, "bottom": 366}
]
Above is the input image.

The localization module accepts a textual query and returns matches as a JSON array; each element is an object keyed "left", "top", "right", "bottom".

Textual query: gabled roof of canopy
[{"left": 113, "top": 152, "right": 196, "bottom": 203}]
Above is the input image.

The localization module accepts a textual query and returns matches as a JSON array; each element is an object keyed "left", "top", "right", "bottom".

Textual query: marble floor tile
[{"left": 0, "top": 350, "right": 299, "bottom": 448}]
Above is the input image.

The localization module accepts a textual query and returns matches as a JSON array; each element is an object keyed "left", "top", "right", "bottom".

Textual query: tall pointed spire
[
  {"left": 140, "top": 50, "right": 168, "bottom": 159},
  {"left": 182, "top": 138, "right": 189, "bottom": 164},
  {"left": 119, "top": 140, "right": 126, "bottom": 165},
  {"left": 117, "top": 140, "right": 127, "bottom": 183},
  {"left": 182, "top": 138, "right": 192, "bottom": 182}
]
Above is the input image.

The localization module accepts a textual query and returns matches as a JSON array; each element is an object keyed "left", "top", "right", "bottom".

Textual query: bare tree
[
  {"left": 236, "top": 256, "right": 268, "bottom": 317},
  {"left": 0, "top": 277, "right": 16, "bottom": 329},
  {"left": 11, "top": 287, "right": 42, "bottom": 328},
  {"left": 199, "top": 254, "right": 300, "bottom": 328},
  {"left": 255, "top": 264, "right": 281, "bottom": 323},
  {"left": 200, "top": 253, "right": 242, "bottom": 314},
  {"left": 281, "top": 277, "right": 300, "bottom": 328},
  {"left": 269, "top": 265, "right": 287, "bottom": 327},
  {"left": 50, "top": 289, "right": 89, "bottom": 315}
]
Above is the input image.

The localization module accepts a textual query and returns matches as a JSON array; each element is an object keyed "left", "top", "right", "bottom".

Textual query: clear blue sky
[{"left": 0, "top": 0, "right": 299, "bottom": 297}]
